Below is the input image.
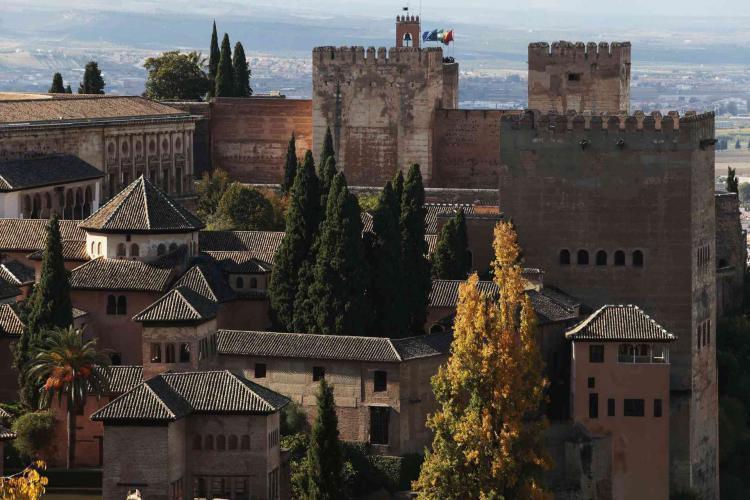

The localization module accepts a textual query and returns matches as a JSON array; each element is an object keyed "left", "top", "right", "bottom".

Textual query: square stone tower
[
  {"left": 528, "top": 41, "right": 631, "bottom": 114},
  {"left": 396, "top": 15, "right": 421, "bottom": 48}
]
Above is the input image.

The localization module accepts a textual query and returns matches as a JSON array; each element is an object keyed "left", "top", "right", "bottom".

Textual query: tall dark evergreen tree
[
  {"left": 400, "top": 164, "right": 431, "bottom": 334},
  {"left": 15, "top": 216, "right": 73, "bottom": 407},
  {"left": 49, "top": 73, "right": 65, "bottom": 93},
  {"left": 727, "top": 166, "right": 739, "bottom": 193},
  {"left": 304, "top": 380, "right": 344, "bottom": 499},
  {"left": 318, "top": 156, "right": 337, "bottom": 213},
  {"left": 282, "top": 133, "right": 298, "bottom": 193},
  {"left": 269, "top": 151, "right": 320, "bottom": 331},
  {"left": 432, "top": 208, "right": 471, "bottom": 280},
  {"left": 392, "top": 170, "right": 404, "bottom": 221},
  {"left": 64, "top": 84, "right": 72, "bottom": 94},
  {"left": 232, "top": 41, "right": 252, "bottom": 97},
  {"left": 78, "top": 61, "right": 105, "bottom": 94},
  {"left": 369, "top": 181, "right": 407, "bottom": 337},
  {"left": 319, "top": 126, "right": 335, "bottom": 167},
  {"left": 308, "top": 172, "right": 370, "bottom": 335},
  {"left": 214, "top": 34, "right": 235, "bottom": 97},
  {"left": 208, "top": 21, "right": 220, "bottom": 97}
]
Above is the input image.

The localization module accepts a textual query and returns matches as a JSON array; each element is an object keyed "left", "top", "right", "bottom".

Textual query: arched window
[
  {"left": 217, "top": 435, "right": 226, "bottom": 451},
  {"left": 614, "top": 250, "right": 625, "bottom": 266},
  {"left": 91, "top": 241, "right": 96, "bottom": 254},
  {"left": 250, "top": 277, "right": 258, "bottom": 289},
  {"left": 577, "top": 250, "right": 589, "bottom": 265},
  {"left": 117, "top": 296, "right": 127, "bottom": 315},
  {"left": 632, "top": 250, "right": 644, "bottom": 267},
  {"left": 240, "top": 435, "right": 250, "bottom": 450},
  {"left": 403, "top": 33, "right": 413, "bottom": 47},
  {"left": 130, "top": 244, "right": 139, "bottom": 257},
  {"left": 204, "top": 435, "right": 214, "bottom": 450},
  {"left": 559, "top": 249, "right": 571, "bottom": 265},
  {"left": 106, "top": 295, "right": 117, "bottom": 315},
  {"left": 168, "top": 243, "right": 178, "bottom": 253},
  {"left": 596, "top": 250, "right": 607, "bottom": 266},
  {"left": 193, "top": 434, "right": 202, "bottom": 450},
  {"left": 116, "top": 243, "right": 126, "bottom": 257},
  {"left": 165, "top": 343, "right": 175, "bottom": 363},
  {"left": 228, "top": 435, "right": 238, "bottom": 450},
  {"left": 157, "top": 244, "right": 166, "bottom": 256},
  {"left": 236, "top": 277, "right": 245, "bottom": 289}
]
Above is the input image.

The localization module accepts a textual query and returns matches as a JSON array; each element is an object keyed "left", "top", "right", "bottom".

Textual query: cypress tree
[
  {"left": 400, "top": 164, "right": 431, "bottom": 334},
  {"left": 318, "top": 156, "right": 337, "bottom": 213},
  {"left": 232, "top": 41, "right": 252, "bottom": 97},
  {"left": 282, "top": 133, "right": 298, "bottom": 194},
  {"left": 78, "top": 61, "right": 105, "bottom": 94},
  {"left": 432, "top": 208, "right": 471, "bottom": 280},
  {"left": 319, "top": 125, "right": 335, "bottom": 167},
  {"left": 49, "top": 73, "right": 65, "bottom": 93},
  {"left": 304, "top": 380, "right": 344, "bottom": 499},
  {"left": 269, "top": 151, "right": 320, "bottom": 331},
  {"left": 208, "top": 21, "right": 220, "bottom": 89},
  {"left": 64, "top": 84, "right": 72, "bottom": 94},
  {"left": 308, "top": 172, "right": 370, "bottom": 335},
  {"left": 392, "top": 170, "right": 404, "bottom": 221},
  {"left": 727, "top": 166, "right": 739, "bottom": 193},
  {"left": 370, "top": 181, "right": 407, "bottom": 337},
  {"left": 214, "top": 34, "right": 235, "bottom": 97}
]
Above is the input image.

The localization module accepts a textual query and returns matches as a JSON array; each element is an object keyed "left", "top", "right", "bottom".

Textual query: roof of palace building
[
  {"left": 0, "top": 407, "right": 9, "bottom": 419},
  {"left": 91, "top": 370, "right": 289, "bottom": 422},
  {"left": 170, "top": 262, "right": 237, "bottom": 303},
  {"left": 0, "top": 95, "right": 190, "bottom": 127},
  {"left": 216, "top": 329, "right": 452, "bottom": 363},
  {"left": 204, "top": 251, "right": 273, "bottom": 273},
  {"left": 0, "top": 155, "right": 103, "bottom": 192},
  {"left": 0, "top": 219, "right": 85, "bottom": 252},
  {"left": 70, "top": 257, "right": 175, "bottom": 292},
  {"left": 80, "top": 176, "right": 203, "bottom": 234},
  {"left": 0, "top": 260, "right": 35, "bottom": 286},
  {"left": 27, "top": 239, "right": 88, "bottom": 262},
  {"left": 565, "top": 305, "right": 676, "bottom": 342},
  {"left": 0, "top": 275, "right": 20, "bottom": 301},
  {"left": 133, "top": 285, "right": 218, "bottom": 323},
  {"left": 424, "top": 204, "right": 475, "bottom": 233},
  {"left": 0, "top": 303, "right": 24, "bottom": 336},
  {"left": 93, "top": 365, "right": 144, "bottom": 394},
  {"left": 199, "top": 230, "right": 285, "bottom": 256}
]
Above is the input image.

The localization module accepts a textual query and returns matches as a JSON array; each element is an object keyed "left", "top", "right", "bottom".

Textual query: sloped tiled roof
[
  {"left": 0, "top": 407, "right": 9, "bottom": 419},
  {"left": 0, "top": 303, "right": 24, "bottom": 336},
  {"left": 171, "top": 263, "right": 236, "bottom": 303},
  {"left": 204, "top": 251, "right": 273, "bottom": 273},
  {"left": 28, "top": 240, "right": 88, "bottom": 262},
  {"left": 80, "top": 176, "right": 203, "bottom": 234},
  {"left": 93, "top": 365, "right": 144, "bottom": 394},
  {"left": 92, "top": 370, "right": 288, "bottom": 423},
  {"left": 0, "top": 276, "right": 20, "bottom": 301},
  {"left": 0, "top": 155, "right": 103, "bottom": 191},
  {"left": 0, "top": 260, "right": 35, "bottom": 285},
  {"left": 199, "top": 230, "right": 284, "bottom": 256},
  {"left": 133, "top": 286, "right": 218, "bottom": 323},
  {"left": 360, "top": 212, "right": 374, "bottom": 233},
  {"left": 216, "top": 330, "right": 451, "bottom": 362},
  {"left": 565, "top": 305, "right": 676, "bottom": 342},
  {"left": 425, "top": 234, "right": 438, "bottom": 254},
  {"left": 0, "top": 219, "right": 84, "bottom": 252},
  {"left": 70, "top": 258, "right": 174, "bottom": 292},
  {"left": 425, "top": 204, "right": 475, "bottom": 234}
]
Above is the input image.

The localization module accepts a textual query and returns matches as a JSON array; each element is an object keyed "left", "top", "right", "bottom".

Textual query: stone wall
[
  {"left": 715, "top": 192, "right": 746, "bottom": 316},
  {"left": 103, "top": 424, "right": 170, "bottom": 500}
]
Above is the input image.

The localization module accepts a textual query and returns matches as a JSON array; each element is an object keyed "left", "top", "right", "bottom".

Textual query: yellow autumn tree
[
  {"left": 414, "top": 221, "right": 551, "bottom": 499},
  {"left": 0, "top": 460, "right": 48, "bottom": 499}
]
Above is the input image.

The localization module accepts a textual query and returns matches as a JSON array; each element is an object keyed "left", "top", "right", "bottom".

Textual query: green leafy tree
[
  {"left": 432, "top": 208, "right": 471, "bottom": 280},
  {"left": 303, "top": 380, "right": 344, "bottom": 499},
  {"left": 400, "top": 164, "right": 431, "bottom": 334},
  {"left": 48, "top": 73, "right": 65, "bottom": 93},
  {"left": 232, "top": 42, "right": 252, "bottom": 97},
  {"left": 210, "top": 183, "right": 275, "bottom": 231},
  {"left": 269, "top": 151, "right": 321, "bottom": 331},
  {"left": 369, "top": 181, "right": 407, "bottom": 337},
  {"left": 208, "top": 21, "right": 220, "bottom": 96},
  {"left": 727, "top": 167, "right": 739, "bottom": 194},
  {"left": 319, "top": 125, "right": 335, "bottom": 168},
  {"left": 143, "top": 51, "right": 210, "bottom": 100},
  {"left": 283, "top": 133, "right": 298, "bottom": 194},
  {"left": 195, "top": 168, "right": 232, "bottom": 221},
  {"left": 308, "top": 172, "right": 370, "bottom": 335},
  {"left": 214, "top": 34, "right": 235, "bottom": 97},
  {"left": 16, "top": 216, "right": 73, "bottom": 408},
  {"left": 10, "top": 411, "right": 55, "bottom": 461},
  {"left": 77, "top": 61, "right": 105, "bottom": 94},
  {"left": 26, "top": 327, "right": 110, "bottom": 469}
]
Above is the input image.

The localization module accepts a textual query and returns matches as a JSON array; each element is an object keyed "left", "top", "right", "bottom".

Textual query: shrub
[
  {"left": 210, "top": 183, "right": 276, "bottom": 231},
  {"left": 11, "top": 411, "right": 55, "bottom": 460},
  {"left": 280, "top": 402, "right": 307, "bottom": 436}
]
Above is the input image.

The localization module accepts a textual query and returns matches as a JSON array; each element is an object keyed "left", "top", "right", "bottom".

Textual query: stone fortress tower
[
  {"left": 528, "top": 41, "right": 632, "bottom": 114},
  {"left": 396, "top": 14, "right": 421, "bottom": 48}
]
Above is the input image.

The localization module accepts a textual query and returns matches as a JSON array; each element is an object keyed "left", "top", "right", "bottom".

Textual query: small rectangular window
[
  {"left": 179, "top": 343, "right": 190, "bottom": 363},
  {"left": 150, "top": 343, "right": 162, "bottom": 363},
  {"left": 588, "top": 393, "right": 598, "bottom": 419},
  {"left": 607, "top": 398, "right": 615, "bottom": 416},
  {"left": 568, "top": 73, "right": 582, "bottom": 82},
  {"left": 313, "top": 366, "right": 325, "bottom": 382},
  {"left": 624, "top": 398, "right": 645, "bottom": 417},
  {"left": 370, "top": 407, "right": 390, "bottom": 445},
  {"left": 654, "top": 399, "right": 663, "bottom": 417},
  {"left": 589, "top": 345, "right": 604, "bottom": 363},
  {"left": 374, "top": 371, "right": 387, "bottom": 392},
  {"left": 587, "top": 377, "right": 595, "bottom": 389},
  {"left": 255, "top": 363, "right": 267, "bottom": 378}
]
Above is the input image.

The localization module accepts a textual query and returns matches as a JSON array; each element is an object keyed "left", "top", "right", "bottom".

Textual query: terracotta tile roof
[
  {"left": 80, "top": 176, "right": 203, "bottom": 234},
  {"left": 0, "top": 96, "right": 188, "bottom": 126},
  {"left": 91, "top": 370, "right": 288, "bottom": 422},
  {"left": 0, "top": 260, "right": 34, "bottom": 285},
  {"left": 0, "top": 429, "right": 16, "bottom": 441},
  {"left": 204, "top": 251, "right": 273, "bottom": 273},
  {"left": 0, "top": 276, "right": 20, "bottom": 301},
  {"left": 94, "top": 365, "right": 144, "bottom": 394},
  {"left": 565, "top": 305, "right": 676, "bottom": 342},
  {"left": 28, "top": 240, "right": 88, "bottom": 262},
  {"left": 0, "top": 407, "right": 9, "bottom": 419},
  {"left": 0, "top": 155, "right": 103, "bottom": 192},
  {"left": 0, "top": 303, "right": 24, "bottom": 336},
  {"left": 199, "top": 230, "right": 284, "bottom": 255},
  {"left": 0, "top": 219, "right": 84, "bottom": 252},
  {"left": 425, "top": 234, "right": 437, "bottom": 254},
  {"left": 360, "top": 212, "right": 374, "bottom": 233},
  {"left": 133, "top": 286, "right": 218, "bottom": 323},
  {"left": 171, "top": 263, "right": 236, "bottom": 303},
  {"left": 425, "top": 204, "right": 475, "bottom": 234},
  {"left": 70, "top": 257, "right": 174, "bottom": 292},
  {"left": 216, "top": 330, "right": 451, "bottom": 362}
]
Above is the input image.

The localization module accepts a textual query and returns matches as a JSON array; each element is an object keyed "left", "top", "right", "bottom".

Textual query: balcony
[{"left": 617, "top": 343, "right": 669, "bottom": 364}]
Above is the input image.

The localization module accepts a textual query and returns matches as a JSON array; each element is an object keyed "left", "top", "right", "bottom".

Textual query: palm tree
[{"left": 26, "top": 327, "right": 111, "bottom": 469}]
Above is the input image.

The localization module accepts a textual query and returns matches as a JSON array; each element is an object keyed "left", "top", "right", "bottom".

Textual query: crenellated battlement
[
  {"left": 396, "top": 15, "right": 420, "bottom": 23},
  {"left": 528, "top": 41, "right": 631, "bottom": 62},
  {"left": 312, "top": 45, "right": 444, "bottom": 66}
]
